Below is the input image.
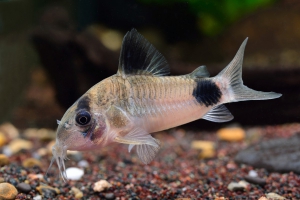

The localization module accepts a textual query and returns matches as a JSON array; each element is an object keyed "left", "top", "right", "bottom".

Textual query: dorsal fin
[
  {"left": 189, "top": 65, "right": 210, "bottom": 78},
  {"left": 117, "top": 29, "right": 170, "bottom": 77}
]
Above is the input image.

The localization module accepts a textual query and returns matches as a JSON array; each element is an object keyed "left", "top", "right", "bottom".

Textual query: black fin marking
[
  {"left": 189, "top": 65, "right": 210, "bottom": 78},
  {"left": 76, "top": 96, "right": 91, "bottom": 111},
  {"left": 192, "top": 79, "right": 222, "bottom": 107},
  {"left": 118, "top": 29, "right": 170, "bottom": 77}
]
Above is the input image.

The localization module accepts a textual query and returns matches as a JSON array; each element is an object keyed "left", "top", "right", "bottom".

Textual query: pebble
[
  {"left": 0, "top": 123, "right": 19, "bottom": 140},
  {"left": 78, "top": 160, "right": 89, "bottom": 168},
  {"left": 191, "top": 140, "right": 215, "bottom": 158},
  {"left": 258, "top": 197, "right": 268, "bottom": 200},
  {"left": 266, "top": 192, "right": 286, "bottom": 199},
  {"left": 0, "top": 177, "right": 4, "bottom": 183},
  {"left": 36, "top": 185, "right": 60, "bottom": 196},
  {"left": 244, "top": 175, "right": 267, "bottom": 186},
  {"left": 227, "top": 182, "right": 245, "bottom": 191},
  {"left": 65, "top": 167, "right": 84, "bottom": 180},
  {"left": 23, "top": 128, "right": 55, "bottom": 141},
  {"left": 5, "top": 139, "right": 33, "bottom": 155},
  {"left": 217, "top": 127, "right": 245, "bottom": 141},
  {"left": 22, "top": 158, "right": 42, "bottom": 168},
  {"left": 238, "top": 180, "right": 249, "bottom": 188},
  {"left": 235, "top": 134, "right": 300, "bottom": 173},
  {"left": 0, "top": 183, "right": 18, "bottom": 200},
  {"left": 71, "top": 187, "right": 83, "bottom": 198},
  {"left": 248, "top": 170, "right": 258, "bottom": 177},
  {"left": 105, "top": 193, "right": 115, "bottom": 200},
  {"left": 0, "top": 154, "right": 10, "bottom": 166},
  {"left": 33, "top": 195, "right": 42, "bottom": 200},
  {"left": 16, "top": 182, "right": 32, "bottom": 193},
  {"left": 0, "top": 132, "right": 7, "bottom": 147},
  {"left": 93, "top": 180, "right": 112, "bottom": 192}
]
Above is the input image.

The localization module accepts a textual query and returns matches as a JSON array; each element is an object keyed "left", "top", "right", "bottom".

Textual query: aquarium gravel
[{"left": 0, "top": 123, "right": 300, "bottom": 199}]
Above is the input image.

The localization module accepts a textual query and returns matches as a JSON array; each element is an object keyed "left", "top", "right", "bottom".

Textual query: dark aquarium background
[{"left": 1, "top": 0, "right": 296, "bottom": 130}]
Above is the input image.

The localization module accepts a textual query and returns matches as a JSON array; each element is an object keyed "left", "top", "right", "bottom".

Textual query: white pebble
[
  {"left": 78, "top": 160, "right": 89, "bottom": 168},
  {"left": 248, "top": 170, "right": 258, "bottom": 177},
  {"left": 93, "top": 180, "right": 112, "bottom": 192},
  {"left": 33, "top": 195, "right": 42, "bottom": 200},
  {"left": 2, "top": 146, "right": 12, "bottom": 157},
  {"left": 65, "top": 167, "right": 84, "bottom": 180}
]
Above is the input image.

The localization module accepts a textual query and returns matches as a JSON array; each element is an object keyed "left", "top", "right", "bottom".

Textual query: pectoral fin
[{"left": 114, "top": 128, "right": 160, "bottom": 164}]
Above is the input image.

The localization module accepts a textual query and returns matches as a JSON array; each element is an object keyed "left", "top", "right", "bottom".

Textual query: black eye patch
[{"left": 76, "top": 111, "right": 91, "bottom": 126}]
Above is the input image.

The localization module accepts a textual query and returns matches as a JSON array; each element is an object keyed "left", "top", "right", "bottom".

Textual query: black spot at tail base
[
  {"left": 192, "top": 79, "right": 222, "bottom": 107},
  {"left": 76, "top": 96, "right": 91, "bottom": 111}
]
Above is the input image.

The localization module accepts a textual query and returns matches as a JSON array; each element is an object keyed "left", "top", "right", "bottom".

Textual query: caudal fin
[{"left": 215, "top": 38, "right": 282, "bottom": 103}]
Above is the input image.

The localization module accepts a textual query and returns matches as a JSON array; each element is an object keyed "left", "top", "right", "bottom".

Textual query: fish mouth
[{"left": 46, "top": 143, "right": 68, "bottom": 182}]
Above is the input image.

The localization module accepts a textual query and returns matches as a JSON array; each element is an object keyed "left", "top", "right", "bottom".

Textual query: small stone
[
  {"left": 22, "top": 158, "right": 42, "bottom": 168},
  {"left": 8, "top": 178, "right": 18, "bottom": 186},
  {"left": 244, "top": 175, "right": 266, "bottom": 186},
  {"left": 0, "top": 177, "right": 5, "bottom": 183},
  {"left": 0, "top": 132, "right": 7, "bottom": 147},
  {"left": 23, "top": 128, "right": 55, "bottom": 141},
  {"left": 0, "top": 154, "right": 10, "bottom": 166},
  {"left": 93, "top": 180, "right": 112, "bottom": 192},
  {"left": 217, "top": 127, "right": 245, "bottom": 142},
  {"left": 191, "top": 140, "right": 215, "bottom": 158},
  {"left": 71, "top": 187, "right": 83, "bottom": 198},
  {"left": 0, "top": 123, "right": 19, "bottom": 140},
  {"left": 65, "top": 167, "right": 84, "bottom": 180},
  {"left": 78, "top": 160, "right": 89, "bottom": 168},
  {"left": 16, "top": 182, "right": 32, "bottom": 193},
  {"left": 6, "top": 139, "right": 33, "bottom": 155},
  {"left": 33, "top": 195, "right": 42, "bottom": 200},
  {"left": 266, "top": 192, "right": 286, "bottom": 200},
  {"left": 238, "top": 180, "right": 249, "bottom": 188},
  {"left": 36, "top": 185, "right": 60, "bottom": 196},
  {"left": 227, "top": 182, "right": 245, "bottom": 191},
  {"left": 258, "top": 197, "right": 268, "bottom": 200},
  {"left": 36, "top": 148, "right": 48, "bottom": 157},
  {"left": 105, "top": 193, "right": 115, "bottom": 200},
  {"left": 27, "top": 173, "right": 44, "bottom": 181},
  {"left": 0, "top": 183, "right": 18, "bottom": 200},
  {"left": 248, "top": 170, "right": 258, "bottom": 177}
]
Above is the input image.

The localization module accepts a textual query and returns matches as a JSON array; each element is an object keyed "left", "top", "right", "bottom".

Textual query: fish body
[{"left": 48, "top": 29, "right": 281, "bottom": 180}]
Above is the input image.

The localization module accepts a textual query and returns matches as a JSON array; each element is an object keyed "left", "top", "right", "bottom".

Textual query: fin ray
[
  {"left": 202, "top": 105, "right": 233, "bottom": 122},
  {"left": 216, "top": 38, "right": 282, "bottom": 103},
  {"left": 114, "top": 128, "right": 160, "bottom": 163},
  {"left": 118, "top": 29, "right": 169, "bottom": 77},
  {"left": 189, "top": 65, "right": 210, "bottom": 78}
]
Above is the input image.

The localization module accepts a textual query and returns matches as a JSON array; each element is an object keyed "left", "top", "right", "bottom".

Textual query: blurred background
[{"left": 0, "top": 0, "right": 299, "bottom": 130}]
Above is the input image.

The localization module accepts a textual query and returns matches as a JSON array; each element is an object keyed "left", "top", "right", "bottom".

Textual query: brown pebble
[
  {"left": 244, "top": 175, "right": 267, "bottom": 186},
  {"left": 22, "top": 158, "right": 42, "bottom": 168},
  {"left": 0, "top": 154, "right": 9, "bottom": 166},
  {"left": 71, "top": 187, "right": 83, "bottom": 198},
  {"left": 0, "top": 132, "right": 7, "bottom": 147},
  {"left": 217, "top": 127, "right": 245, "bottom": 142},
  {"left": 0, "top": 183, "right": 18, "bottom": 200},
  {"left": 36, "top": 185, "right": 60, "bottom": 195}
]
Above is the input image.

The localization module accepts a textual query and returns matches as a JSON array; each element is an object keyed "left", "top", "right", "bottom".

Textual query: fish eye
[{"left": 75, "top": 111, "right": 91, "bottom": 126}]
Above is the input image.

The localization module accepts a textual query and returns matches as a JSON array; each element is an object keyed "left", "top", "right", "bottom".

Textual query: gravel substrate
[{"left": 1, "top": 123, "right": 300, "bottom": 199}]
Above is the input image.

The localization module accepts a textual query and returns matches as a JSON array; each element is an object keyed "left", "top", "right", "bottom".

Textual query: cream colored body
[{"left": 89, "top": 75, "right": 213, "bottom": 135}]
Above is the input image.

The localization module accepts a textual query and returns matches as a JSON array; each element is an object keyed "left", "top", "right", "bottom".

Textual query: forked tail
[{"left": 214, "top": 38, "right": 282, "bottom": 104}]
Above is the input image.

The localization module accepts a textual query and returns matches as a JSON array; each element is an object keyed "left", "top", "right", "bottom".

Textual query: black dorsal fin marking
[
  {"left": 189, "top": 65, "right": 210, "bottom": 78},
  {"left": 117, "top": 29, "right": 170, "bottom": 77}
]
